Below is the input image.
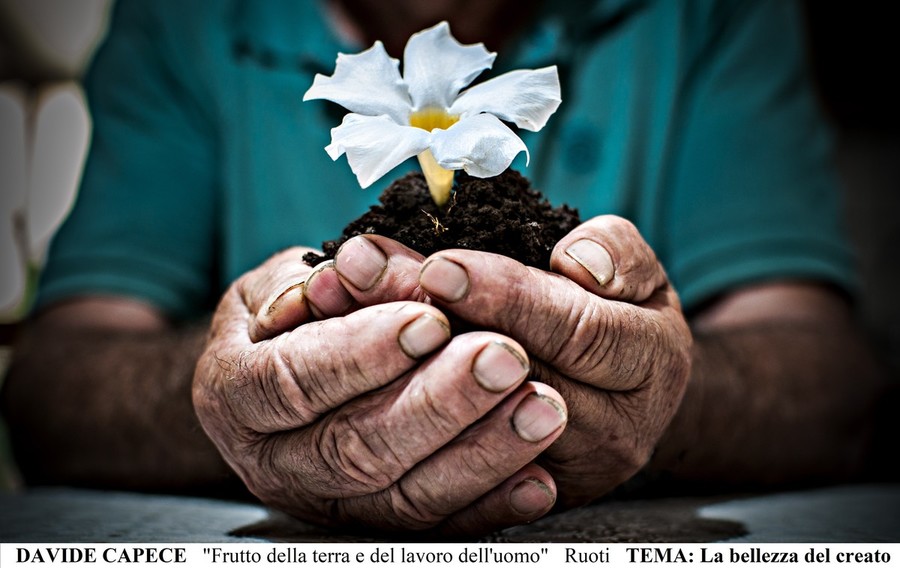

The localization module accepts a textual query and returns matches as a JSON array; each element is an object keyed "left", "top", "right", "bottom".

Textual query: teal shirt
[{"left": 38, "top": 0, "right": 854, "bottom": 320}]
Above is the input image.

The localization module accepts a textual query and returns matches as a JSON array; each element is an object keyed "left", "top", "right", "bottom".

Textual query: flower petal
[
  {"left": 303, "top": 41, "right": 411, "bottom": 124},
  {"left": 326, "top": 113, "right": 431, "bottom": 188},
  {"left": 430, "top": 113, "right": 528, "bottom": 178},
  {"left": 403, "top": 21, "right": 496, "bottom": 111},
  {"left": 449, "top": 66, "right": 562, "bottom": 131}
]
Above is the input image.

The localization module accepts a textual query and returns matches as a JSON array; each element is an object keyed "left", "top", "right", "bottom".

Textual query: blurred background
[
  {"left": 0, "top": 1, "right": 897, "bottom": 490},
  {"left": 1, "top": 0, "right": 114, "bottom": 490}
]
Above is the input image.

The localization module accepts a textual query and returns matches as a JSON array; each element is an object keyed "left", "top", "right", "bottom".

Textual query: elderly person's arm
[
  {"left": 1, "top": 299, "right": 230, "bottom": 491},
  {"left": 652, "top": 281, "right": 882, "bottom": 486}
]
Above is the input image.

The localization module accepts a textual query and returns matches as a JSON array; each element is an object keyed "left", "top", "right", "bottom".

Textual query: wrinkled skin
[{"left": 192, "top": 215, "right": 692, "bottom": 533}]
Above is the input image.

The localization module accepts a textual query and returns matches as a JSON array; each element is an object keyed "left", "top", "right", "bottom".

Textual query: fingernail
[
  {"left": 509, "top": 478, "right": 555, "bottom": 516},
  {"left": 335, "top": 236, "right": 387, "bottom": 291},
  {"left": 398, "top": 314, "right": 451, "bottom": 358},
  {"left": 472, "top": 341, "right": 529, "bottom": 392},
  {"left": 566, "top": 239, "right": 614, "bottom": 286},
  {"left": 305, "top": 261, "right": 353, "bottom": 316},
  {"left": 419, "top": 257, "right": 469, "bottom": 302},
  {"left": 260, "top": 282, "right": 305, "bottom": 320},
  {"left": 512, "top": 393, "right": 566, "bottom": 443}
]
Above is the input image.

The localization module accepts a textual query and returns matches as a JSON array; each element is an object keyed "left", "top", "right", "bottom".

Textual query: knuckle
[
  {"left": 258, "top": 341, "right": 321, "bottom": 426},
  {"left": 418, "top": 372, "right": 479, "bottom": 435},
  {"left": 332, "top": 482, "right": 444, "bottom": 532},
  {"left": 199, "top": 340, "right": 320, "bottom": 433},
  {"left": 506, "top": 270, "right": 575, "bottom": 355},
  {"left": 612, "top": 244, "right": 653, "bottom": 281},
  {"left": 559, "top": 301, "right": 677, "bottom": 391},
  {"left": 495, "top": 277, "right": 530, "bottom": 329},
  {"left": 317, "top": 413, "right": 403, "bottom": 493},
  {"left": 386, "top": 479, "right": 449, "bottom": 530},
  {"left": 241, "top": 437, "right": 322, "bottom": 515},
  {"left": 553, "top": 300, "right": 616, "bottom": 379},
  {"left": 461, "top": 435, "right": 512, "bottom": 479},
  {"left": 216, "top": 348, "right": 274, "bottom": 427}
]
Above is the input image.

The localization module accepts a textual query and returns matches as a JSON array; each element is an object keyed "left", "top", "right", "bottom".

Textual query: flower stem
[{"left": 417, "top": 150, "right": 454, "bottom": 207}]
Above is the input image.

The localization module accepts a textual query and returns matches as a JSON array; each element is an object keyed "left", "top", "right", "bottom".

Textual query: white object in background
[
  {"left": 0, "top": 0, "right": 113, "bottom": 78},
  {"left": 0, "top": 83, "right": 28, "bottom": 316},
  {"left": 28, "top": 84, "right": 91, "bottom": 265},
  {"left": 0, "top": 82, "right": 90, "bottom": 320}
]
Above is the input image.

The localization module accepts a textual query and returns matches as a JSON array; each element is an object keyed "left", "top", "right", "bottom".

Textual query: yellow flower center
[
  {"left": 409, "top": 108, "right": 459, "bottom": 206},
  {"left": 409, "top": 107, "right": 459, "bottom": 131}
]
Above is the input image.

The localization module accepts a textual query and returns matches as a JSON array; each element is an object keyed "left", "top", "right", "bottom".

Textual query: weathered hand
[
  {"left": 192, "top": 248, "right": 567, "bottom": 534},
  {"left": 315, "top": 217, "right": 692, "bottom": 507},
  {"left": 419, "top": 216, "right": 692, "bottom": 506}
]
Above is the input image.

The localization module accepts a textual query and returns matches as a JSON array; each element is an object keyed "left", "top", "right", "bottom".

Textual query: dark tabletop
[{"left": 1, "top": 484, "right": 898, "bottom": 543}]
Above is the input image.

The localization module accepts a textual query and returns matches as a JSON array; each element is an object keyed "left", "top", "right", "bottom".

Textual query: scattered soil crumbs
[{"left": 303, "top": 169, "right": 581, "bottom": 270}]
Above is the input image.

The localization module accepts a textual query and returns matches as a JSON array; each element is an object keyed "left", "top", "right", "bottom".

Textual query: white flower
[{"left": 303, "top": 21, "right": 561, "bottom": 206}]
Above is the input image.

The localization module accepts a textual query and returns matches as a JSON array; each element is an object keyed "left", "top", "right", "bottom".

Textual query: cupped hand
[
  {"left": 419, "top": 216, "right": 693, "bottom": 506},
  {"left": 192, "top": 248, "right": 567, "bottom": 534},
  {"left": 313, "top": 216, "right": 692, "bottom": 507}
]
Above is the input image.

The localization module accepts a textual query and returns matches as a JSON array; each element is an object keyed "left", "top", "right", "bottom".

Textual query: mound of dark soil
[{"left": 303, "top": 169, "right": 581, "bottom": 270}]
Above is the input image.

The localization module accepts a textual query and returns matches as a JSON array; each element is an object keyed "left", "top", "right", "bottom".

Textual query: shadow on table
[
  {"left": 231, "top": 495, "right": 747, "bottom": 543},
  {"left": 232, "top": 484, "right": 900, "bottom": 543},
  {"left": 3, "top": 484, "right": 897, "bottom": 542}
]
